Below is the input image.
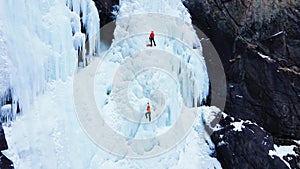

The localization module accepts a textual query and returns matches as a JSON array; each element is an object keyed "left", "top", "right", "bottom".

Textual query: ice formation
[{"left": 0, "top": 0, "right": 222, "bottom": 168}]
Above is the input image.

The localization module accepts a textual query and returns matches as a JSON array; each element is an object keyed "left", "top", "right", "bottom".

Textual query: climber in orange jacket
[{"left": 145, "top": 102, "right": 151, "bottom": 122}]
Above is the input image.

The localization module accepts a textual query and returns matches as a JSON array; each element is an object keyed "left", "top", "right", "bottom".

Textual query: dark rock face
[
  {"left": 0, "top": 152, "right": 14, "bottom": 169},
  {"left": 211, "top": 114, "right": 289, "bottom": 169},
  {"left": 0, "top": 124, "right": 8, "bottom": 151},
  {"left": 0, "top": 124, "right": 13, "bottom": 168},
  {"left": 92, "top": 0, "right": 118, "bottom": 50},
  {"left": 92, "top": 0, "right": 119, "bottom": 27},
  {"left": 184, "top": 0, "right": 300, "bottom": 139},
  {"left": 283, "top": 150, "right": 300, "bottom": 169}
]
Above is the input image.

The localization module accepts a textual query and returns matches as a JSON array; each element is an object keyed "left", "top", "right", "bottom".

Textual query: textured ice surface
[{"left": 0, "top": 0, "right": 222, "bottom": 168}]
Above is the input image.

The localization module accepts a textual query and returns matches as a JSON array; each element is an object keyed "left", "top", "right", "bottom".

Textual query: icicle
[
  {"left": 0, "top": 104, "right": 13, "bottom": 126},
  {"left": 0, "top": 0, "right": 101, "bottom": 123}
]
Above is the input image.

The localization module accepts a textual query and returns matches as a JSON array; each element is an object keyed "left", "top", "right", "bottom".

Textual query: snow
[
  {"left": 232, "top": 121, "right": 245, "bottom": 132},
  {"left": 202, "top": 107, "right": 244, "bottom": 132},
  {"left": 3, "top": 80, "right": 98, "bottom": 168},
  {"left": 269, "top": 145, "right": 296, "bottom": 168},
  {"left": 258, "top": 52, "right": 273, "bottom": 62},
  {"left": 0, "top": 0, "right": 221, "bottom": 168},
  {"left": 217, "top": 141, "right": 228, "bottom": 147},
  {"left": 258, "top": 52, "right": 269, "bottom": 59},
  {"left": 3, "top": 71, "right": 221, "bottom": 168},
  {"left": 235, "top": 95, "right": 243, "bottom": 99},
  {"left": 270, "top": 31, "right": 284, "bottom": 38},
  {"left": 269, "top": 145, "right": 296, "bottom": 157}
]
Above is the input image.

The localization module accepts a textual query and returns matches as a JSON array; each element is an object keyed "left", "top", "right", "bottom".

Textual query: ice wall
[
  {"left": 93, "top": 0, "right": 209, "bottom": 145},
  {"left": 66, "top": 0, "right": 101, "bottom": 67},
  {"left": 0, "top": 0, "right": 100, "bottom": 123},
  {"left": 112, "top": 0, "right": 209, "bottom": 108}
]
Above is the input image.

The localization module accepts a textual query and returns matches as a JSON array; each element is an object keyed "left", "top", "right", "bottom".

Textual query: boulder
[{"left": 210, "top": 113, "right": 289, "bottom": 169}]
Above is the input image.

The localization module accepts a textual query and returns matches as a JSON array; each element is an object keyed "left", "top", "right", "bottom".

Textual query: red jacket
[
  {"left": 146, "top": 106, "right": 151, "bottom": 112},
  {"left": 149, "top": 32, "right": 154, "bottom": 38}
]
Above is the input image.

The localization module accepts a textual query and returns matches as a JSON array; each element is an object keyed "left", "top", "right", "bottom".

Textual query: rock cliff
[{"left": 183, "top": 0, "right": 300, "bottom": 140}]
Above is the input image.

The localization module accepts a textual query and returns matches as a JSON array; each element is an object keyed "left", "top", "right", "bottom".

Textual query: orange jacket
[
  {"left": 149, "top": 32, "right": 154, "bottom": 39},
  {"left": 146, "top": 105, "right": 151, "bottom": 112}
]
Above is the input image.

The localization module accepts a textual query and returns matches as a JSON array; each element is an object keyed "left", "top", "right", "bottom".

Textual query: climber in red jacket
[{"left": 149, "top": 31, "right": 156, "bottom": 47}]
